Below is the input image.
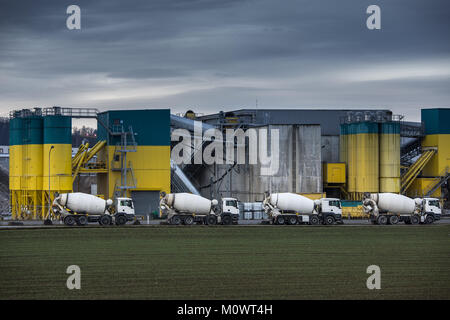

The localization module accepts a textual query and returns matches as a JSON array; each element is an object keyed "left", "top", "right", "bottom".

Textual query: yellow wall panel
[
  {"left": 42, "top": 144, "right": 73, "bottom": 191},
  {"left": 9, "top": 145, "right": 22, "bottom": 190},
  {"left": 356, "top": 133, "right": 379, "bottom": 193},
  {"left": 379, "top": 133, "right": 400, "bottom": 193},
  {"left": 422, "top": 134, "right": 450, "bottom": 176},
  {"left": 407, "top": 177, "right": 441, "bottom": 198},
  {"left": 323, "top": 163, "right": 346, "bottom": 184},
  {"left": 101, "top": 145, "right": 171, "bottom": 199}
]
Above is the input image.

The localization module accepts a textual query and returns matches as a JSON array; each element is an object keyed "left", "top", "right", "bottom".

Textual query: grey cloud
[{"left": 0, "top": 0, "right": 449, "bottom": 119}]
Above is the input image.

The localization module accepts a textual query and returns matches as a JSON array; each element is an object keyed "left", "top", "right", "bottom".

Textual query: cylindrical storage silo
[
  {"left": 356, "top": 122, "right": 379, "bottom": 197},
  {"left": 347, "top": 123, "right": 358, "bottom": 196},
  {"left": 22, "top": 115, "right": 44, "bottom": 191},
  {"left": 9, "top": 117, "right": 23, "bottom": 219},
  {"left": 379, "top": 122, "right": 400, "bottom": 193},
  {"left": 9, "top": 117, "right": 23, "bottom": 191},
  {"left": 339, "top": 123, "right": 348, "bottom": 164},
  {"left": 43, "top": 116, "right": 72, "bottom": 203}
]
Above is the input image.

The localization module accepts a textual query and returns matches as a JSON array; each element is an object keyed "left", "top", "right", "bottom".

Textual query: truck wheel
[
  {"left": 389, "top": 215, "right": 399, "bottom": 225},
  {"left": 276, "top": 216, "right": 285, "bottom": 225},
  {"left": 115, "top": 214, "right": 127, "bottom": 226},
  {"left": 309, "top": 215, "right": 320, "bottom": 225},
  {"left": 170, "top": 215, "right": 181, "bottom": 225},
  {"left": 324, "top": 216, "right": 335, "bottom": 225},
  {"left": 221, "top": 215, "right": 232, "bottom": 225},
  {"left": 183, "top": 215, "right": 194, "bottom": 225},
  {"left": 76, "top": 215, "right": 88, "bottom": 226},
  {"left": 377, "top": 215, "right": 388, "bottom": 225},
  {"left": 410, "top": 215, "right": 420, "bottom": 225},
  {"left": 206, "top": 215, "right": 217, "bottom": 225},
  {"left": 425, "top": 215, "right": 435, "bottom": 224},
  {"left": 287, "top": 216, "right": 297, "bottom": 225},
  {"left": 64, "top": 216, "right": 76, "bottom": 226},
  {"left": 99, "top": 215, "right": 112, "bottom": 226}
]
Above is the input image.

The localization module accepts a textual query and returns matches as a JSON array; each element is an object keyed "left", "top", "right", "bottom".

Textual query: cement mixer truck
[
  {"left": 52, "top": 192, "right": 135, "bottom": 226},
  {"left": 362, "top": 193, "right": 441, "bottom": 225},
  {"left": 159, "top": 193, "right": 239, "bottom": 225},
  {"left": 263, "top": 193, "right": 343, "bottom": 225}
]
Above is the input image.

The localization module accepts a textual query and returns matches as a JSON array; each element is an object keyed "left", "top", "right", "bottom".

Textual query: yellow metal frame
[{"left": 401, "top": 148, "right": 436, "bottom": 194}]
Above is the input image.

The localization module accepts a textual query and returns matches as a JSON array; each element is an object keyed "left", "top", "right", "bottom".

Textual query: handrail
[{"left": 400, "top": 148, "right": 436, "bottom": 194}]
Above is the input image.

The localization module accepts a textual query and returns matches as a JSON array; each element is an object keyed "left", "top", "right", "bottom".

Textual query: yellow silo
[
  {"left": 42, "top": 115, "right": 73, "bottom": 218},
  {"left": 339, "top": 123, "right": 348, "bottom": 164},
  {"left": 22, "top": 114, "right": 44, "bottom": 219},
  {"left": 355, "top": 122, "right": 379, "bottom": 199},
  {"left": 347, "top": 123, "right": 358, "bottom": 197},
  {"left": 379, "top": 122, "right": 400, "bottom": 193}
]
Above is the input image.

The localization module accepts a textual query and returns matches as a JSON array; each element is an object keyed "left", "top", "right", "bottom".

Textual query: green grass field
[{"left": 0, "top": 225, "right": 449, "bottom": 299}]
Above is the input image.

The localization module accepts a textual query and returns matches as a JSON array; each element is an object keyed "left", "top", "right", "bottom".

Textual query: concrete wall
[
  {"left": 296, "top": 125, "right": 322, "bottom": 194},
  {"left": 321, "top": 135, "right": 340, "bottom": 163},
  {"left": 191, "top": 124, "right": 322, "bottom": 202}
]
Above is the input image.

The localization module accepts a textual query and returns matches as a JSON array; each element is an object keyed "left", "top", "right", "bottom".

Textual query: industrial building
[
  {"left": 7, "top": 107, "right": 171, "bottom": 219},
  {"left": 96, "top": 109, "right": 171, "bottom": 215},
  {"left": 173, "top": 108, "right": 449, "bottom": 206},
  {"left": 5, "top": 106, "right": 450, "bottom": 220}
]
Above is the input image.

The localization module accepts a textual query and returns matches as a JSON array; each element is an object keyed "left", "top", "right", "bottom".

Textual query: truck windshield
[
  {"left": 428, "top": 200, "right": 440, "bottom": 208},
  {"left": 226, "top": 200, "right": 238, "bottom": 208},
  {"left": 120, "top": 200, "right": 133, "bottom": 208},
  {"left": 329, "top": 200, "right": 341, "bottom": 208}
]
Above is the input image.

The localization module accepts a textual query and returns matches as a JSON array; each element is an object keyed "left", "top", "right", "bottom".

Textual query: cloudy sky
[{"left": 0, "top": 0, "right": 449, "bottom": 122}]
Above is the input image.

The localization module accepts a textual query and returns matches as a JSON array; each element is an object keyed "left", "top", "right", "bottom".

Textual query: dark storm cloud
[{"left": 0, "top": 0, "right": 449, "bottom": 120}]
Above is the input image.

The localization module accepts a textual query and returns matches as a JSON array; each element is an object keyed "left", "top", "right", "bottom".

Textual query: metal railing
[
  {"left": 9, "top": 107, "right": 99, "bottom": 119},
  {"left": 423, "top": 167, "right": 450, "bottom": 197}
]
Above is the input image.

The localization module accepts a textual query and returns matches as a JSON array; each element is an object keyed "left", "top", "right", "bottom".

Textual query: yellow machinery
[
  {"left": 379, "top": 122, "right": 400, "bottom": 192},
  {"left": 341, "top": 201, "right": 368, "bottom": 219}
]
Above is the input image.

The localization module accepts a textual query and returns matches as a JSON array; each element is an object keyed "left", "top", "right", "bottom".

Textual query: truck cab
[
  {"left": 114, "top": 197, "right": 135, "bottom": 220},
  {"left": 423, "top": 198, "right": 441, "bottom": 222},
  {"left": 222, "top": 197, "right": 240, "bottom": 224},
  {"left": 320, "top": 198, "right": 343, "bottom": 224}
]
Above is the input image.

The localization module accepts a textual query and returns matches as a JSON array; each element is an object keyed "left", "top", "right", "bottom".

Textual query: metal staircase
[
  {"left": 400, "top": 148, "right": 437, "bottom": 194},
  {"left": 110, "top": 124, "right": 137, "bottom": 197},
  {"left": 170, "top": 161, "right": 200, "bottom": 195},
  {"left": 401, "top": 138, "right": 422, "bottom": 166},
  {"left": 423, "top": 167, "right": 450, "bottom": 197}
]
